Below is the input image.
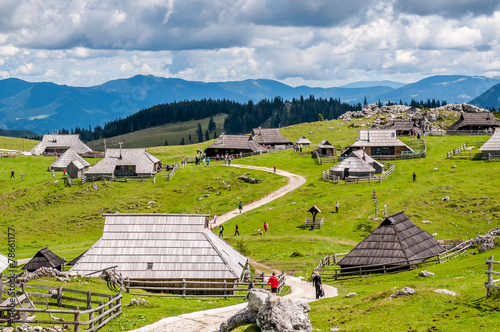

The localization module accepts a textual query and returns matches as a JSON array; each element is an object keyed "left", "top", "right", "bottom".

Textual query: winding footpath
[{"left": 130, "top": 164, "right": 337, "bottom": 332}]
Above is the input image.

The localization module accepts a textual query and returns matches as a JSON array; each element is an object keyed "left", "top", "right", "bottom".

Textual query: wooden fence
[
  {"left": 313, "top": 238, "right": 474, "bottom": 280},
  {"left": 0, "top": 283, "right": 121, "bottom": 332},
  {"left": 123, "top": 271, "right": 286, "bottom": 298},
  {"left": 167, "top": 162, "right": 180, "bottom": 181},
  {"left": 485, "top": 255, "right": 500, "bottom": 299},
  {"left": 304, "top": 217, "right": 324, "bottom": 229},
  {"left": 446, "top": 130, "right": 494, "bottom": 136},
  {"left": 446, "top": 142, "right": 486, "bottom": 159}
]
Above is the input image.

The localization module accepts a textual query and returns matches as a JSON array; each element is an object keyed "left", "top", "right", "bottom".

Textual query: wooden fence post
[
  {"left": 89, "top": 310, "right": 94, "bottom": 330},
  {"left": 486, "top": 255, "right": 493, "bottom": 299},
  {"left": 74, "top": 309, "right": 80, "bottom": 332},
  {"left": 182, "top": 279, "right": 186, "bottom": 296},
  {"left": 261, "top": 272, "right": 265, "bottom": 287},
  {"left": 86, "top": 291, "right": 92, "bottom": 309},
  {"left": 224, "top": 280, "right": 227, "bottom": 299},
  {"left": 57, "top": 286, "right": 63, "bottom": 307}
]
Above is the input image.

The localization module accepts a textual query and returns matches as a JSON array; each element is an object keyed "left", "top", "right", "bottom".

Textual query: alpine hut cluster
[{"left": 31, "top": 134, "right": 93, "bottom": 156}]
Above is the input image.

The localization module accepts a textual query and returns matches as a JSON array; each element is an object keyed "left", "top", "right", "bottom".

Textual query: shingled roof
[
  {"left": 70, "top": 214, "right": 248, "bottom": 280},
  {"left": 207, "top": 135, "right": 266, "bottom": 153},
  {"left": 318, "top": 139, "right": 334, "bottom": 148},
  {"left": 251, "top": 128, "right": 292, "bottom": 145},
  {"left": 49, "top": 148, "right": 90, "bottom": 171},
  {"left": 338, "top": 211, "right": 445, "bottom": 268},
  {"left": 22, "top": 247, "right": 66, "bottom": 272},
  {"left": 31, "top": 134, "right": 93, "bottom": 155},
  {"left": 351, "top": 130, "right": 412, "bottom": 149},
  {"left": 295, "top": 136, "right": 311, "bottom": 145},
  {"left": 480, "top": 131, "right": 500, "bottom": 152},
  {"left": 329, "top": 156, "right": 376, "bottom": 173},
  {"left": 447, "top": 112, "right": 500, "bottom": 131},
  {"left": 86, "top": 148, "right": 160, "bottom": 176}
]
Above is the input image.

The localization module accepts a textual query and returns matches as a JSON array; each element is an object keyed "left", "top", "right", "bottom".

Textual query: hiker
[
  {"left": 312, "top": 271, "right": 323, "bottom": 299},
  {"left": 300, "top": 144, "right": 302, "bottom": 152},
  {"left": 267, "top": 272, "right": 279, "bottom": 294},
  {"left": 413, "top": 172, "right": 417, "bottom": 182},
  {"left": 52, "top": 169, "right": 55, "bottom": 177},
  {"left": 234, "top": 223, "right": 240, "bottom": 236},
  {"left": 207, "top": 156, "right": 210, "bottom": 166},
  {"left": 213, "top": 214, "right": 217, "bottom": 224},
  {"left": 63, "top": 169, "right": 66, "bottom": 176},
  {"left": 219, "top": 225, "right": 224, "bottom": 237},
  {"left": 10, "top": 170, "right": 14, "bottom": 178},
  {"left": 239, "top": 201, "right": 243, "bottom": 213},
  {"left": 21, "top": 172, "right": 24, "bottom": 179},
  {"left": 228, "top": 156, "right": 232, "bottom": 166},
  {"left": 273, "top": 165, "right": 276, "bottom": 173},
  {"left": 335, "top": 201, "right": 340, "bottom": 213},
  {"left": 244, "top": 279, "right": 256, "bottom": 300},
  {"left": 264, "top": 221, "right": 268, "bottom": 234}
]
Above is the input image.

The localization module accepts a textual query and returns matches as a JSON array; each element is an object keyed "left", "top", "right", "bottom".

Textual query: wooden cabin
[
  {"left": 384, "top": 121, "right": 421, "bottom": 136},
  {"left": 294, "top": 136, "right": 311, "bottom": 146},
  {"left": 22, "top": 247, "right": 66, "bottom": 272},
  {"left": 66, "top": 160, "right": 86, "bottom": 179},
  {"left": 85, "top": 148, "right": 161, "bottom": 179},
  {"left": 344, "top": 130, "right": 412, "bottom": 157},
  {"left": 317, "top": 139, "right": 335, "bottom": 156},
  {"left": 205, "top": 134, "right": 266, "bottom": 157},
  {"left": 479, "top": 131, "right": 500, "bottom": 158},
  {"left": 338, "top": 212, "right": 445, "bottom": 271},
  {"left": 251, "top": 128, "right": 292, "bottom": 148},
  {"left": 349, "top": 149, "right": 385, "bottom": 174},
  {"left": 31, "top": 134, "right": 93, "bottom": 156},
  {"left": 70, "top": 214, "right": 249, "bottom": 295},
  {"left": 328, "top": 157, "right": 376, "bottom": 180},
  {"left": 447, "top": 112, "right": 500, "bottom": 132},
  {"left": 48, "top": 148, "right": 90, "bottom": 173}
]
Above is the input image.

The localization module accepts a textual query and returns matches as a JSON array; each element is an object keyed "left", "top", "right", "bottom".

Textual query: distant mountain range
[
  {"left": 469, "top": 82, "right": 500, "bottom": 110},
  {"left": 0, "top": 74, "right": 498, "bottom": 134}
]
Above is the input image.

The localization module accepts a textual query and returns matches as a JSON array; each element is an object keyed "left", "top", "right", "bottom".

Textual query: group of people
[
  {"left": 9, "top": 170, "right": 24, "bottom": 179},
  {"left": 294, "top": 144, "right": 303, "bottom": 152},
  {"left": 245, "top": 271, "right": 323, "bottom": 300}
]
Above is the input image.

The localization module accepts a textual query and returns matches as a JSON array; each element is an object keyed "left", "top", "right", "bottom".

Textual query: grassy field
[
  {"left": 1, "top": 114, "right": 499, "bottom": 331},
  {"left": 86, "top": 114, "right": 227, "bottom": 150}
]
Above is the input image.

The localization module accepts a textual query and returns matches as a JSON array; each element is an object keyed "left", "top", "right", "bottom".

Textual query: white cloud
[{"left": 0, "top": 44, "right": 20, "bottom": 56}]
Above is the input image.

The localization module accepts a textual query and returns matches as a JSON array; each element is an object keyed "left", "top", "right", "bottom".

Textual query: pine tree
[
  {"left": 213, "top": 131, "right": 217, "bottom": 139},
  {"left": 180, "top": 137, "right": 185, "bottom": 145},
  {"left": 208, "top": 115, "right": 216, "bottom": 131},
  {"left": 164, "top": 140, "right": 168, "bottom": 146},
  {"left": 363, "top": 97, "right": 367, "bottom": 107},
  {"left": 196, "top": 123, "right": 203, "bottom": 142},
  {"left": 205, "top": 129, "right": 210, "bottom": 141}
]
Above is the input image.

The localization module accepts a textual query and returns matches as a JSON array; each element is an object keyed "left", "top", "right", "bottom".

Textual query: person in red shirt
[
  {"left": 263, "top": 222, "right": 268, "bottom": 234},
  {"left": 267, "top": 272, "right": 279, "bottom": 294}
]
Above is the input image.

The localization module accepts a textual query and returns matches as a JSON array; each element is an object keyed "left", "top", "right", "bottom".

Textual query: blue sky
[{"left": 0, "top": 0, "right": 499, "bottom": 87}]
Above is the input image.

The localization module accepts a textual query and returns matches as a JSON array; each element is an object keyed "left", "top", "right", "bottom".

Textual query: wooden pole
[{"left": 486, "top": 255, "right": 493, "bottom": 299}]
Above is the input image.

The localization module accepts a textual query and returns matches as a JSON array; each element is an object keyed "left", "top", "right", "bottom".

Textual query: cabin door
[{"left": 343, "top": 168, "right": 349, "bottom": 179}]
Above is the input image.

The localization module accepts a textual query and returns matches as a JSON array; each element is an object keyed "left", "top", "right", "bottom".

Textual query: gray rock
[
  {"left": 345, "top": 292, "right": 357, "bottom": 297},
  {"left": 248, "top": 289, "right": 271, "bottom": 312},
  {"left": 419, "top": 270, "right": 435, "bottom": 277},
  {"left": 434, "top": 289, "right": 457, "bottom": 296},
  {"left": 256, "top": 295, "right": 312, "bottom": 332},
  {"left": 442, "top": 196, "right": 450, "bottom": 201},
  {"left": 219, "top": 308, "right": 258, "bottom": 332},
  {"left": 130, "top": 299, "right": 140, "bottom": 306},
  {"left": 32, "top": 327, "right": 43, "bottom": 332},
  {"left": 389, "top": 287, "right": 415, "bottom": 299}
]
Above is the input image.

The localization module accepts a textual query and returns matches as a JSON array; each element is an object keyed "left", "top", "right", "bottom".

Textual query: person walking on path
[
  {"left": 21, "top": 172, "right": 24, "bottom": 179},
  {"left": 413, "top": 172, "right": 417, "bottom": 182},
  {"left": 273, "top": 165, "right": 276, "bottom": 173},
  {"left": 10, "top": 170, "right": 15, "bottom": 178},
  {"left": 312, "top": 271, "right": 323, "bottom": 299},
  {"left": 219, "top": 225, "right": 224, "bottom": 237},
  {"left": 228, "top": 156, "right": 232, "bottom": 166},
  {"left": 263, "top": 221, "right": 268, "bottom": 234},
  {"left": 213, "top": 214, "right": 217, "bottom": 224},
  {"left": 234, "top": 223, "right": 240, "bottom": 236},
  {"left": 267, "top": 272, "right": 279, "bottom": 294},
  {"left": 244, "top": 279, "right": 256, "bottom": 300},
  {"left": 239, "top": 201, "right": 243, "bottom": 214},
  {"left": 335, "top": 201, "right": 340, "bottom": 213}
]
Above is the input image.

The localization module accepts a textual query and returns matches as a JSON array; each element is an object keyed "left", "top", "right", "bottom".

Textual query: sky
[{"left": 0, "top": 0, "right": 499, "bottom": 87}]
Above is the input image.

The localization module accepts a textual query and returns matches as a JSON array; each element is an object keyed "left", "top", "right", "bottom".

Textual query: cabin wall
[{"left": 129, "top": 278, "right": 240, "bottom": 295}]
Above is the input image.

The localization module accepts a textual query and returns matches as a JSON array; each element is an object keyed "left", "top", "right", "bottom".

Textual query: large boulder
[
  {"left": 256, "top": 295, "right": 312, "bottom": 332},
  {"left": 219, "top": 308, "right": 258, "bottom": 332},
  {"left": 248, "top": 289, "right": 271, "bottom": 311}
]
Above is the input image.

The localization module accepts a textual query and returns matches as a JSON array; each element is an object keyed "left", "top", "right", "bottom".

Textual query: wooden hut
[
  {"left": 205, "top": 134, "right": 266, "bottom": 157},
  {"left": 344, "top": 130, "right": 412, "bottom": 157},
  {"left": 22, "top": 247, "right": 66, "bottom": 272},
  {"left": 328, "top": 157, "right": 376, "bottom": 180},
  {"left": 384, "top": 121, "right": 421, "bottom": 136},
  {"left": 447, "top": 112, "right": 500, "bottom": 132},
  {"left": 66, "top": 160, "right": 86, "bottom": 179},
  {"left": 70, "top": 214, "right": 249, "bottom": 294},
  {"left": 349, "top": 149, "right": 385, "bottom": 174},
  {"left": 338, "top": 212, "right": 445, "bottom": 270},
  {"left": 251, "top": 128, "right": 292, "bottom": 148},
  {"left": 295, "top": 136, "right": 311, "bottom": 146},
  {"left": 317, "top": 139, "right": 335, "bottom": 156},
  {"left": 479, "top": 131, "right": 500, "bottom": 158},
  {"left": 48, "top": 148, "right": 90, "bottom": 172},
  {"left": 0, "top": 252, "right": 9, "bottom": 273},
  {"left": 31, "top": 134, "right": 93, "bottom": 156},
  {"left": 85, "top": 148, "right": 161, "bottom": 179}
]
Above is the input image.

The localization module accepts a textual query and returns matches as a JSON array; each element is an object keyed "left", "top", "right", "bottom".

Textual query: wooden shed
[
  {"left": 48, "top": 148, "right": 90, "bottom": 172},
  {"left": 328, "top": 157, "right": 376, "bottom": 180},
  {"left": 70, "top": 214, "right": 249, "bottom": 294},
  {"left": 338, "top": 212, "right": 445, "bottom": 270},
  {"left": 345, "top": 130, "right": 413, "bottom": 157},
  {"left": 31, "top": 134, "right": 93, "bottom": 156},
  {"left": 447, "top": 112, "right": 500, "bottom": 132},
  {"left": 251, "top": 128, "right": 292, "bottom": 148},
  {"left": 66, "top": 160, "right": 86, "bottom": 179},
  {"left": 317, "top": 139, "right": 335, "bottom": 156},
  {"left": 349, "top": 149, "right": 385, "bottom": 174},
  {"left": 205, "top": 134, "right": 266, "bottom": 157},
  {"left": 85, "top": 148, "right": 161, "bottom": 179},
  {"left": 479, "top": 131, "right": 500, "bottom": 158},
  {"left": 384, "top": 121, "right": 421, "bottom": 136},
  {"left": 295, "top": 136, "right": 311, "bottom": 146},
  {"left": 22, "top": 247, "right": 66, "bottom": 272}
]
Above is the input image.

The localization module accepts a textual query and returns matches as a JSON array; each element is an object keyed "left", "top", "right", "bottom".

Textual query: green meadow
[{"left": 1, "top": 116, "right": 499, "bottom": 331}]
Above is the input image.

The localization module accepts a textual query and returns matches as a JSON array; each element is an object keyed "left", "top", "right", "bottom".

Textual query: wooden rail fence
[
  {"left": 322, "top": 163, "right": 395, "bottom": 184},
  {"left": 0, "top": 283, "right": 121, "bottom": 332},
  {"left": 446, "top": 141, "right": 486, "bottom": 159},
  {"left": 485, "top": 255, "right": 500, "bottom": 299},
  {"left": 304, "top": 217, "right": 324, "bottom": 229}
]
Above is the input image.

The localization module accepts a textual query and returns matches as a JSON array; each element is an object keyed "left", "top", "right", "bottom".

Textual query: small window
[{"left": 147, "top": 263, "right": 153, "bottom": 270}]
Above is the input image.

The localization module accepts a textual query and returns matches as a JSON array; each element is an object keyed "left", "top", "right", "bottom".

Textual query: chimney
[
  {"left": 258, "top": 126, "right": 262, "bottom": 136},
  {"left": 118, "top": 142, "right": 123, "bottom": 159}
]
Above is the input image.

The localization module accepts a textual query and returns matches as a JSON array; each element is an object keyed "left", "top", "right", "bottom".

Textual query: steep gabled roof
[
  {"left": 207, "top": 135, "right": 266, "bottom": 152},
  {"left": 329, "top": 157, "right": 376, "bottom": 173},
  {"left": 295, "top": 136, "right": 311, "bottom": 145},
  {"left": 447, "top": 112, "right": 500, "bottom": 130},
  {"left": 318, "top": 139, "right": 334, "bottom": 148},
  {"left": 31, "top": 134, "right": 93, "bottom": 155},
  {"left": 251, "top": 128, "right": 292, "bottom": 145},
  {"left": 49, "top": 148, "right": 90, "bottom": 170},
  {"left": 351, "top": 130, "right": 412, "bottom": 149},
  {"left": 86, "top": 148, "right": 160, "bottom": 175},
  {"left": 349, "top": 150, "right": 384, "bottom": 169},
  {"left": 70, "top": 214, "right": 248, "bottom": 280},
  {"left": 22, "top": 247, "right": 66, "bottom": 272},
  {"left": 338, "top": 212, "right": 445, "bottom": 267},
  {"left": 480, "top": 131, "right": 500, "bottom": 151}
]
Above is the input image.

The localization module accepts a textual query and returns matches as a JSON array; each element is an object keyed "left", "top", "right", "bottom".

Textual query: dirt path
[{"left": 130, "top": 165, "right": 337, "bottom": 332}]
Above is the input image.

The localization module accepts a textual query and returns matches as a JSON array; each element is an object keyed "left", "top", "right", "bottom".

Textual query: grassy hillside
[
  {"left": 1, "top": 115, "right": 499, "bottom": 331},
  {"left": 86, "top": 114, "right": 227, "bottom": 150}
]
